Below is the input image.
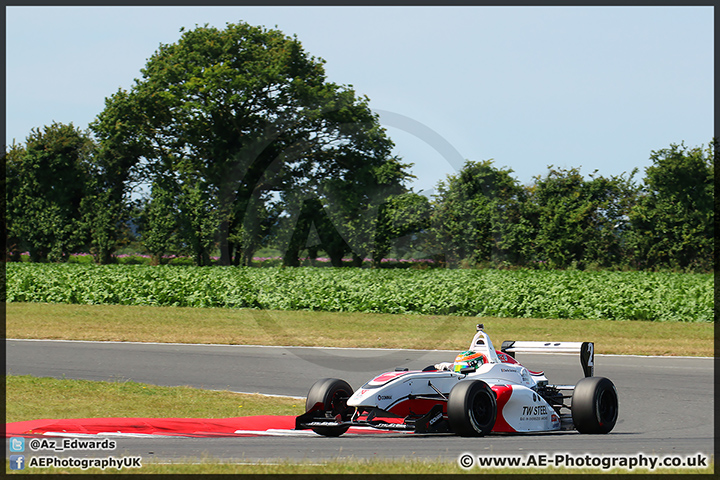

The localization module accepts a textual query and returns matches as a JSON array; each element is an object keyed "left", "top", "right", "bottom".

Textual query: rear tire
[
  {"left": 447, "top": 380, "right": 497, "bottom": 436},
  {"left": 572, "top": 376, "right": 618, "bottom": 434},
  {"left": 305, "top": 378, "right": 353, "bottom": 437}
]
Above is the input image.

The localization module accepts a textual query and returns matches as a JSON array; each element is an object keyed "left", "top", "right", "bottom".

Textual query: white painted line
[
  {"left": 233, "top": 429, "right": 317, "bottom": 437},
  {"left": 6, "top": 338, "right": 714, "bottom": 359},
  {"left": 28, "top": 429, "right": 392, "bottom": 439},
  {"left": 5, "top": 338, "right": 457, "bottom": 353},
  {"left": 41, "top": 432, "right": 175, "bottom": 439},
  {"left": 224, "top": 391, "right": 305, "bottom": 400},
  {"left": 232, "top": 428, "right": 398, "bottom": 437}
]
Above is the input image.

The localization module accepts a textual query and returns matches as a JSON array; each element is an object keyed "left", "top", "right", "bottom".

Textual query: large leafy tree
[
  {"left": 87, "top": 89, "right": 150, "bottom": 264},
  {"left": 103, "top": 21, "right": 407, "bottom": 266},
  {"left": 275, "top": 149, "right": 412, "bottom": 267},
  {"left": 278, "top": 196, "right": 348, "bottom": 267},
  {"left": 4, "top": 142, "right": 26, "bottom": 261},
  {"left": 524, "top": 167, "right": 637, "bottom": 269},
  {"left": 430, "top": 160, "right": 523, "bottom": 267},
  {"left": 230, "top": 191, "right": 281, "bottom": 266},
  {"left": 627, "top": 141, "right": 714, "bottom": 270},
  {"left": 372, "top": 192, "right": 431, "bottom": 267},
  {"left": 7, "top": 123, "right": 93, "bottom": 262},
  {"left": 139, "top": 177, "right": 181, "bottom": 265}
]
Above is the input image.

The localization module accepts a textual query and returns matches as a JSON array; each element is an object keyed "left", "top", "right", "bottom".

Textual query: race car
[{"left": 295, "top": 324, "right": 618, "bottom": 437}]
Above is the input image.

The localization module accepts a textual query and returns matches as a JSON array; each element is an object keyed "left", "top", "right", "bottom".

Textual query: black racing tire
[
  {"left": 305, "top": 378, "right": 353, "bottom": 437},
  {"left": 447, "top": 380, "right": 497, "bottom": 437},
  {"left": 571, "top": 376, "right": 618, "bottom": 434}
]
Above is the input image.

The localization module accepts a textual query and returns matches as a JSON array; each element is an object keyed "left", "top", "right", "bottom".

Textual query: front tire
[
  {"left": 448, "top": 380, "right": 497, "bottom": 436},
  {"left": 305, "top": 378, "right": 353, "bottom": 437},
  {"left": 572, "top": 376, "right": 618, "bottom": 434}
]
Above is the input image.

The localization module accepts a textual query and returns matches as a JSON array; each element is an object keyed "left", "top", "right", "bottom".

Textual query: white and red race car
[{"left": 296, "top": 324, "right": 618, "bottom": 437}]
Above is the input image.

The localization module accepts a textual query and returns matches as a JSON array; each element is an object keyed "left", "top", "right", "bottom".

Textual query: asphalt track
[{"left": 5, "top": 339, "right": 715, "bottom": 463}]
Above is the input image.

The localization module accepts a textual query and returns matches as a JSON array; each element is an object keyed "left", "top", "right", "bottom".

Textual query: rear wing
[{"left": 500, "top": 341, "right": 595, "bottom": 377}]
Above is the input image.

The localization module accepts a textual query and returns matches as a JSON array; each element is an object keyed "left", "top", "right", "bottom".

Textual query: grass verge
[
  {"left": 5, "top": 375, "right": 304, "bottom": 423},
  {"left": 6, "top": 302, "right": 715, "bottom": 356}
]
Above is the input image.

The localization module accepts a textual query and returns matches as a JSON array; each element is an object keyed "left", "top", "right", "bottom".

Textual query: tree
[
  {"left": 627, "top": 141, "right": 714, "bottom": 270},
  {"left": 430, "top": 160, "right": 523, "bottom": 267},
  {"left": 79, "top": 187, "right": 124, "bottom": 264},
  {"left": 230, "top": 192, "right": 281, "bottom": 266},
  {"left": 87, "top": 89, "right": 151, "bottom": 264},
  {"left": 139, "top": 177, "right": 181, "bottom": 265},
  {"left": 4, "top": 142, "right": 26, "bottom": 261},
  {"left": 279, "top": 197, "right": 349, "bottom": 267},
  {"left": 373, "top": 192, "right": 431, "bottom": 267},
  {"left": 524, "top": 167, "right": 637, "bottom": 269},
  {"left": 7, "top": 123, "right": 93, "bottom": 262},
  {"left": 176, "top": 180, "right": 221, "bottom": 266},
  {"left": 102, "top": 21, "right": 409, "bottom": 267}
]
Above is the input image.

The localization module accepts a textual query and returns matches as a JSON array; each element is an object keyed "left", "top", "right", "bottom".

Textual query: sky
[{"left": 5, "top": 5, "right": 714, "bottom": 194}]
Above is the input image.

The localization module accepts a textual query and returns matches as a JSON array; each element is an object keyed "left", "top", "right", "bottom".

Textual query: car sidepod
[
  {"left": 492, "top": 384, "right": 561, "bottom": 433},
  {"left": 347, "top": 370, "right": 463, "bottom": 417}
]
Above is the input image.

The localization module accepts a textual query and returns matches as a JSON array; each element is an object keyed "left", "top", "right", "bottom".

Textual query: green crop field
[{"left": 6, "top": 263, "right": 713, "bottom": 322}]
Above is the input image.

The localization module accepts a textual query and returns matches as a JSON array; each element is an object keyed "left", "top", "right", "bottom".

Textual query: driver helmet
[{"left": 453, "top": 350, "right": 486, "bottom": 372}]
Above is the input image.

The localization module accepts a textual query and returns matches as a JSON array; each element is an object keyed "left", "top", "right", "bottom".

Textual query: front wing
[{"left": 295, "top": 403, "right": 449, "bottom": 434}]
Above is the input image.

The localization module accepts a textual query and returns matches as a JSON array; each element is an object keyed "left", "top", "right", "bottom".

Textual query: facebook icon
[{"left": 9, "top": 454, "right": 25, "bottom": 470}]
